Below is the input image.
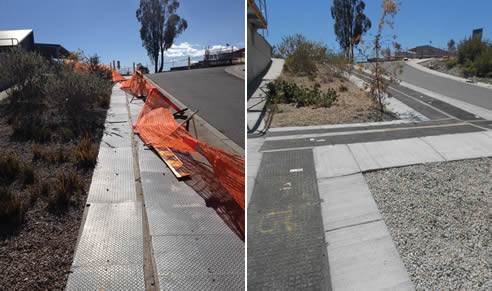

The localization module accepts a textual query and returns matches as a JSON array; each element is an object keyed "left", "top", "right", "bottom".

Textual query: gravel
[{"left": 364, "top": 158, "right": 491, "bottom": 290}]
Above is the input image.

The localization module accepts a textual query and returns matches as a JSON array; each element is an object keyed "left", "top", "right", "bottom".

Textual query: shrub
[
  {"left": 11, "top": 117, "right": 51, "bottom": 143},
  {"left": 445, "top": 57, "right": 458, "bottom": 69},
  {"left": 0, "top": 153, "right": 21, "bottom": 184},
  {"left": 48, "top": 171, "right": 84, "bottom": 212},
  {"left": 275, "top": 34, "right": 327, "bottom": 76},
  {"left": 266, "top": 80, "right": 337, "bottom": 108},
  {"left": 0, "top": 47, "right": 49, "bottom": 104},
  {"left": 73, "top": 135, "right": 98, "bottom": 168},
  {"left": 457, "top": 37, "right": 492, "bottom": 77},
  {"left": 56, "top": 147, "right": 69, "bottom": 163},
  {"left": 0, "top": 186, "right": 27, "bottom": 225}
]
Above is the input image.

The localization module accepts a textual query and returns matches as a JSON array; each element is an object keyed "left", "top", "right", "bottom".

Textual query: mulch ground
[
  {"left": 0, "top": 98, "right": 107, "bottom": 290},
  {"left": 269, "top": 65, "right": 396, "bottom": 127}
]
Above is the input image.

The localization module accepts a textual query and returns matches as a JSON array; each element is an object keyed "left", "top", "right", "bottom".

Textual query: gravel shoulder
[{"left": 364, "top": 158, "right": 491, "bottom": 290}]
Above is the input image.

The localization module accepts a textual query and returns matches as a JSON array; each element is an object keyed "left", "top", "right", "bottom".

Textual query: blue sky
[
  {"left": 264, "top": 0, "right": 491, "bottom": 54},
  {"left": 0, "top": 0, "right": 244, "bottom": 72}
]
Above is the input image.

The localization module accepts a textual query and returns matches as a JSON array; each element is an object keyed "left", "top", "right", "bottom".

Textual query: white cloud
[{"left": 164, "top": 42, "right": 240, "bottom": 59}]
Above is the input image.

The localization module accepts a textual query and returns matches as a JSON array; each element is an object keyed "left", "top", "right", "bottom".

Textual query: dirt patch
[
  {"left": 269, "top": 65, "right": 396, "bottom": 127},
  {"left": 420, "top": 58, "right": 492, "bottom": 84},
  {"left": 0, "top": 93, "right": 108, "bottom": 289}
]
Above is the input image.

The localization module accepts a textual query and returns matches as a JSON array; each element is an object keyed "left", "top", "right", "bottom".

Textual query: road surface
[
  {"left": 382, "top": 61, "right": 492, "bottom": 110},
  {"left": 147, "top": 66, "right": 245, "bottom": 149}
]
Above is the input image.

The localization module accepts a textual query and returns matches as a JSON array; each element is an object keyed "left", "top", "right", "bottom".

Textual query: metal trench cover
[
  {"left": 101, "top": 122, "right": 132, "bottom": 148},
  {"left": 87, "top": 167, "right": 136, "bottom": 203},
  {"left": 247, "top": 149, "right": 330, "bottom": 290},
  {"left": 67, "top": 202, "right": 144, "bottom": 289},
  {"left": 153, "top": 233, "right": 244, "bottom": 290},
  {"left": 260, "top": 124, "right": 484, "bottom": 151}
]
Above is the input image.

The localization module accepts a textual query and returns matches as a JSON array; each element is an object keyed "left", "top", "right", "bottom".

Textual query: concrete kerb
[{"left": 144, "top": 76, "right": 244, "bottom": 156}]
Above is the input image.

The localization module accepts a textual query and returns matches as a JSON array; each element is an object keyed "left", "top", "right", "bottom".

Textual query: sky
[
  {"left": 263, "top": 0, "right": 492, "bottom": 55},
  {"left": 0, "top": 0, "right": 244, "bottom": 72}
]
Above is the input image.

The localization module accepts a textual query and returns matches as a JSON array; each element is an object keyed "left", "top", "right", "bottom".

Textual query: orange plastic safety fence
[
  {"left": 112, "top": 69, "right": 126, "bottom": 82},
  {"left": 134, "top": 93, "right": 245, "bottom": 210}
]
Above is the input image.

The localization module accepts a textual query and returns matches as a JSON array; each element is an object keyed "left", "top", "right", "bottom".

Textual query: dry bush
[
  {"left": 48, "top": 171, "right": 84, "bottom": 212},
  {"left": 0, "top": 47, "right": 49, "bottom": 104},
  {"left": 0, "top": 186, "right": 27, "bottom": 225},
  {"left": 11, "top": 117, "right": 51, "bottom": 143}
]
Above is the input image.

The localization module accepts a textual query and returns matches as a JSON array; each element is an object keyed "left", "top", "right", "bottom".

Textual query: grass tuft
[
  {"left": 0, "top": 186, "right": 27, "bottom": 225},
  {"left": 0, "top": 153, "right": 21, "bottom": 184},
  {"left": 73, "top": 135, "right": 98, "bottom": 168},
  {"left": 48, "top": 172, "right": 84, "bottom": 212}
]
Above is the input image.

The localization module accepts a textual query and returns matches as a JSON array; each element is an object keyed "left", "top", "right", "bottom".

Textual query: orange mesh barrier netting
[
  {"left": 133, "top": 92, "right": 245, "bottom": 210},
  {"left": 112, "top": 69, "right": 126, "bottom": 82},
  {"left": 120, "top": 70, "right": 153, "bottom": 97}
]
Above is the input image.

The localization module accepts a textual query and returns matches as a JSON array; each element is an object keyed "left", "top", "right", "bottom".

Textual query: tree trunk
[
  {"left": 158, "top": 47, "right": 164, "bottom": 72},
  {"left": 154, "top": 55, "right": 158, "bottom": 74}
]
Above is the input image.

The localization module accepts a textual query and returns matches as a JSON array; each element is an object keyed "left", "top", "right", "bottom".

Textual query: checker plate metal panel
[
  {"left": 159, "top": 274, "right": 243, "bottom": 291},
  {"left": 247, "top": 149, "right": 331, "bottom": 290},
  {"left": 141, "top": 171, "right": 206, "bottom": 209},
  {"left": 152, "top": 234, "right": 244, "bottom": 277},
  {"left": 66, "top": 265, "right": 145, "bottom": 290},
  {"left": 101, "top": 123, "right": 132, "bottom": 148},
  {"left": 87, "top": 168, "right": 136, "bottom": 203},
  {"left": 147, "top": 206, "right": 231, "bottom": 236},
  {"left": 72, "top": 202, "right": 143, "bottom": 266},
  {"left": 95, "top": 147, "right": 134, "bottom": 172}
]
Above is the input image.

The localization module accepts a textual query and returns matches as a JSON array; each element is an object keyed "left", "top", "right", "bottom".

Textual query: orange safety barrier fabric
[
  {"left": 112, "top": 69, "right": 126, "bottom": 82},
  {"left": 134, "top": 93, "right": 245, "bottom": 210},
  {"left": 120, "top": 71, "right": 153, "bottom": 97}
]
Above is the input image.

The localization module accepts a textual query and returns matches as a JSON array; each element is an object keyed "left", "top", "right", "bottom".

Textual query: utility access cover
[{"left": 247, "top": 149, "right": 331, "bottom": 290}]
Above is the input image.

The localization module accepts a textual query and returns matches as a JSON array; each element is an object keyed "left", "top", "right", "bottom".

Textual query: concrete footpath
[
  {"left": 247, "top": 58, "right": 285, "bottom": 135},
  {"left": 247, "top": 69, "right": 492, "bottom": 289},
  {"left": 66, "top": 83, "right": 244, "bottom": 290}
]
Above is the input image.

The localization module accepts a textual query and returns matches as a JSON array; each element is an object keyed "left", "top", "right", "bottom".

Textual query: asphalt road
[
  {"left": 147, "top": 66, "right": 245, "bottom": 148},
  {"left": 382, "top": 61, "right": 492, "bottom": 110}
]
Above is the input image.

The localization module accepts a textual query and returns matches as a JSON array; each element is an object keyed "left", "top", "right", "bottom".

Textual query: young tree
[
  {"left": 357, "top": 0, "right": 402, "bottom": 113},
  {"left": 136, "top": 0, "right": 187, "bottom": 73},
  {"left": 331, "top": 0, "right": 372, "bottom": 61}
]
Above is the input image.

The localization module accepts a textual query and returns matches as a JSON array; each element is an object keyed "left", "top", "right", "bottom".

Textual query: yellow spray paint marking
[{"left": 259, "top": 205, "right": 295, "bottom": 233}]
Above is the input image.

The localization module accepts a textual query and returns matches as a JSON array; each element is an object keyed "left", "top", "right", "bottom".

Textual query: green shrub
[
  {"left": 445, "top": 57, "right": 458, "bottom": 69},
  {"left": 48, "top": 171, "right": 84, "bottom": 212},
  {"left": 266, "top": 80, "right": 337, "bottom": 108},
  {"left": 0, "top": 186, "right": 27, "bottom": 225},
  {"left": 457, "top": 37, "right": 492, "bottom": 77},
  {"left": 0, "top": 153, "right": 21, "bottom": 184}
]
